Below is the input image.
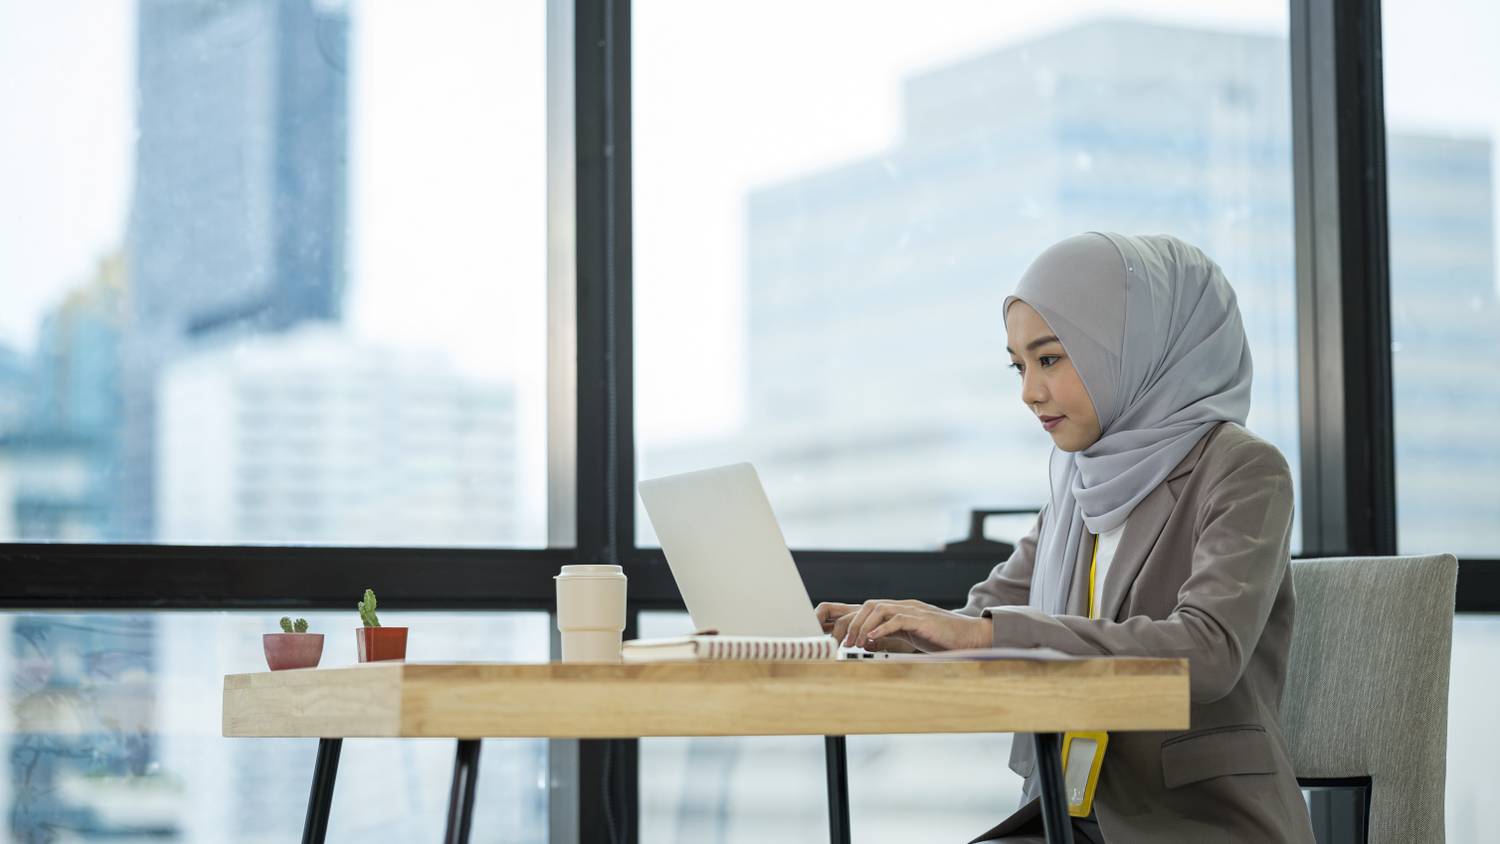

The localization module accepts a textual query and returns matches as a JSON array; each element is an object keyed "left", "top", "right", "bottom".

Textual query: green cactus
[
  {"left": 293, "top": 618, "right": 309, "bottom": 634},
  {"left": 279, "top": 616, "right": 294, "bottom": 633},
  {"left": 279, "top": 617, "right": 311, "bottom": 633},
  {"left": 358, "top": 588, "right": 381, "bottom": 628}
]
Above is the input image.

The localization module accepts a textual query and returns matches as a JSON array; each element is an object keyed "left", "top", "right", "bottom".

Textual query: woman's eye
[
  {"left": 1008, "top": 362, "right": 1024, "bottom": 375},
  {"left": 1038, "top": 355, "right": 1060, "bottom": 368}
]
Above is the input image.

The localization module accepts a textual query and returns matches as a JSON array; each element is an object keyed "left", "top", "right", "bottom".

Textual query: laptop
[{"left": 637, "top": 462, "right": 826, "bottom": 638}]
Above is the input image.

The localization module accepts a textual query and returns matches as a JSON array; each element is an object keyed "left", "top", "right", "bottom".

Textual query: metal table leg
[
  {"left": 1033, "top": 733, "right": 1074, "bottom": 844},
  {"left": 444, "top": 739, "right": 483, "bottom": 844},
  {"left": 303, "top": 738, "right": 342, "bottom": 844},
  {"left": 825, "top": 735, "right": 851, "bottom": 844}
]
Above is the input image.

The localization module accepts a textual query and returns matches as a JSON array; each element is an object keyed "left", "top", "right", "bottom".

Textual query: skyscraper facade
[{"left": 121, "top": 0, "right": 350, "bottom": 540}]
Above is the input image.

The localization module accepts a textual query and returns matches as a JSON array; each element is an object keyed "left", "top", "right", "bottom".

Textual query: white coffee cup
[{"left": 554, "top": 564, "right": 628, "bottom": 662}]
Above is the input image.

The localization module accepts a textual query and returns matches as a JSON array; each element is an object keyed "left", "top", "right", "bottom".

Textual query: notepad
[{"left": 621, "top": 635, "right": 838, "bottom": 662}]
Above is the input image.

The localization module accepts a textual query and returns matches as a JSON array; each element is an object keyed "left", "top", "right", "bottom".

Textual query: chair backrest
[{"left": 1281, "top": 554, "right": 1459, "bottom": 843}]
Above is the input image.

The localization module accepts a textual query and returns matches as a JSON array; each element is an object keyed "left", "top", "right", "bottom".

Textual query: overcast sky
[{"left": 1, "top": 0, "right": 1495, "bottom": 447}]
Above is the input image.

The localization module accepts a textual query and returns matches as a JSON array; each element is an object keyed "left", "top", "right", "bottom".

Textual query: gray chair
[{"left": 1280, "top": 554, "right": 1459, "bottom": 843}]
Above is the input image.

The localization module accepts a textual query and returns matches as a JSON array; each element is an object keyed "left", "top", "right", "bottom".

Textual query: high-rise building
[
  {"left": 0, "top": 255, "right": 125, "bottom": 542},
  {"left": 647, "top": 19, "right": 1496, "bottom": 554},
  {"left": 1386, "top": 133, "right": 1500, "bottom": 554},
  {"left": 121, "top": 0, "right": 350, "bottom": 540},
  {"left": 156, "top": 326, "right": 520, "bottom": 546}
]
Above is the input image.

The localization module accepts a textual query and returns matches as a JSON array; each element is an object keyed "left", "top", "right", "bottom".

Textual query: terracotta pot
[
  {"left": 356, "top": 627, "right": 408, "bottom": 662},
  {"left": 263, "top": 633, "right": 325, "bottom": 671}
]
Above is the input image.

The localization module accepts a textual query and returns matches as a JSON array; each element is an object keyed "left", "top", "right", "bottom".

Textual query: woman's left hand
[{"left": 836, "top": 599, "right": 993, "bottom": 653}]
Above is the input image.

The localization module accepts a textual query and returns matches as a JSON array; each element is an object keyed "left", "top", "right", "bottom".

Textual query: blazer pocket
[{"left": 1160, "top": 725, "right": 1277, "bottom": 789}]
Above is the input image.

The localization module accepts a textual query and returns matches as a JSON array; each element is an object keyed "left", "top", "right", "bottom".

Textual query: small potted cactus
[
  {"left": 263, "top": 617, "right": 324, "bottom": 671},
  {"left": 355, "top": 588, "right": 408, "bottom": 662}
]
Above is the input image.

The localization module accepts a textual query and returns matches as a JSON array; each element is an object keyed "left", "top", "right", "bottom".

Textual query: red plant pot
[
  {"left": 263, "top": 633, "right": 325, "bottom": 671},
  {"left": 356, "top": 627, "right": 408, "bottom": 662}
]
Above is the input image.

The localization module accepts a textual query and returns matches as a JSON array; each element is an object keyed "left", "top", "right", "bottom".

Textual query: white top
[{"left": 1091, "top": 525, "right": 1126, "bottom": 619}]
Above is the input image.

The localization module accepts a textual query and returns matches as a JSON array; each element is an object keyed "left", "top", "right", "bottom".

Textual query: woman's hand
[{"left": 815, "top": 599, "right": 992, "bottom": 653}]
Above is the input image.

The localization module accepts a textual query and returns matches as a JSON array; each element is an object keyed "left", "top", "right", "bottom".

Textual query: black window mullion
[
  {"left": 1291, "top": 0, "right": 1397, "bottom": 558},
  {"left": 0, "top": 544, "right": 570, "bottom": 611},
  {"left": 574, "top": 0, "right": 637, "bottom": 841}
]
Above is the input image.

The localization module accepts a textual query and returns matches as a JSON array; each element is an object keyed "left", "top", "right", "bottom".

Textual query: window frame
[{"left": 1, "top": 0, "right": 1496, "bottom": 842}]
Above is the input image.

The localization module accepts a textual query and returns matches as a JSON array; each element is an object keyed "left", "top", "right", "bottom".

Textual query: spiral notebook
[{"left": 621, "top": 634, "right": 838, "bottom": 663}]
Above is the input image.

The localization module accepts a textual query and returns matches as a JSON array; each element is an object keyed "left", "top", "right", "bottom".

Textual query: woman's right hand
[{"left": 814, "top": 601, "right": 919, "bottom": 653}]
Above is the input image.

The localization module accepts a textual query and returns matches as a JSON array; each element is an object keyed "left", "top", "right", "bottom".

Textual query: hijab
[{"left": 1004, "top": 232, "right": 1253, "bottom": 616}]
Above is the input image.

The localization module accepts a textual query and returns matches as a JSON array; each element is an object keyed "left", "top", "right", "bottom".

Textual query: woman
[{"left": 816, "top": 233, "right": 1316, "bottom": 843}]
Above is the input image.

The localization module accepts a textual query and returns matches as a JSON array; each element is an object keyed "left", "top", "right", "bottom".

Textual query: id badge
[{"left": 1059, "top": 730, "right": 1109, "bottom": 818}]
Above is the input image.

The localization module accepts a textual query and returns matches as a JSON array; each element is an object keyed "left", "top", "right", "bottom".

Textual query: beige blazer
[{"left": 961, "top": 422, "right": 1316, "bottom": 844}]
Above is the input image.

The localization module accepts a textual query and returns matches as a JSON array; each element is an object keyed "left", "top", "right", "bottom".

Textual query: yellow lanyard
[
  {"left": 1087, "top": 531, "right": 1099, "bottom": 620},
  {"left": 1061, "top": 534, "right": 1108, "bottom": 817}
]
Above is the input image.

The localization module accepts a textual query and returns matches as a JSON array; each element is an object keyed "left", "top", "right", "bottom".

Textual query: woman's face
[{"left": 1005, "top": 300, "right": 1102, "bottom": 452}]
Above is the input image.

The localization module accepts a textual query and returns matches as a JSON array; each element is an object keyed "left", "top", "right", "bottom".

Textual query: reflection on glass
[
  {"left": 1382, "top": 0, "right": 1500, "bottom": 555},
  {"left": 634, "top": 3, "right": 1300, "bottom": 552},
  {"left": 2, "top": 611, "right": 549, "bottom": 843},
  {"left": 0, "top": 1, "right": 548, "bottom": 546}
]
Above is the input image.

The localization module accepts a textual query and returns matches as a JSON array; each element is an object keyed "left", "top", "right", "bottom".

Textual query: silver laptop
[{"left": 638, "top": 463, "right": 825, "bottom": 637}]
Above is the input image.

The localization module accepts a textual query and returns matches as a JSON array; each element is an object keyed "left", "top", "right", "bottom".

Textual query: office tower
[
  {"left": 156, "top": 326, "right": 520, "bottom": 546},
  {"left": 1386, "top": 133, "right": 1500, "bottom": 553},
  {"left": 0, "top": 256, "right": 125, "bottom": 541},
  {"left": 650, "top": 19, "right": 1496, "bottom": 553},
  {"left": 0, "top": 345, "right": 26, "bottom": 436},
  {"left": 121, "top": 0, "right": 350, "bottom": 540}
]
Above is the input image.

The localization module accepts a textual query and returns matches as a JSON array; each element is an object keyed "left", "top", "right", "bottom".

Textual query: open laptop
[
  {"left": 638, "top": 462, "right": 826, "bottom": 638},
  {"left": 639, "top": 463, "right": 1016, "bottom": 660}
]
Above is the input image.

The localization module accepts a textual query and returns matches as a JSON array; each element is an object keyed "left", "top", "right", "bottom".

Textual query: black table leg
[
  {"left": 1033, "top": 733, "right": 1074, "bottom": 844},
  {"left": 825, "top": 735, "right": 851, "bottom": 844},
  {"left": 302, "top": 738, "right": 342, "bottom": 844},
  {"left": 444, "top": 739, "right": 483, "bottom": 844}
]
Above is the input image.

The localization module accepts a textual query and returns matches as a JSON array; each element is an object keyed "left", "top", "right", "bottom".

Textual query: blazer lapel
[
  {"left": 1095, "top": 427, "right": 1219, "bottom": 621},
  {"left": 1097, "top": 483, "right": 1174, "bottom": 622}
]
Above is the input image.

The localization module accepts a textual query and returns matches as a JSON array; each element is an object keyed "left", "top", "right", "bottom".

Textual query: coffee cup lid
[{"left": 556, "top": 564, "right": 624, "bottom": 577}]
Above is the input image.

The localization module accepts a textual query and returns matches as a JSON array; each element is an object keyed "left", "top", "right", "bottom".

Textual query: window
[
  {"left": 2, "top": 610, "right": 549, "bottom": 842},
  {"left": 0, "top": 1, "right": 548, "bottom": 547},
  {"left": 1381, "top": 0, "right": 1500, "bottom": 556},
  {"left": 633, "top": 2, "right": 1300, "bottom": 551},
  {"left": 1446, "top": 616, "right": 1500, "bottom": 840}
]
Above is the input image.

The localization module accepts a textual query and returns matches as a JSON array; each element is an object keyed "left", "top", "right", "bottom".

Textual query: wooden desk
[{"left": 224, "top": 658, "right": 1188, "bottom": 844}]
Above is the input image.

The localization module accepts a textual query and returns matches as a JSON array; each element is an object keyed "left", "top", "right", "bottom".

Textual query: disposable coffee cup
[{"left": 555, "top": 564, "right": 627, "bottom": 662}]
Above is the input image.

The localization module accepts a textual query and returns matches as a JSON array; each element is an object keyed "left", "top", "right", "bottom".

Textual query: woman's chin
[{"left": 1048, "top": 428, "right": 1095, "bottom": 453}]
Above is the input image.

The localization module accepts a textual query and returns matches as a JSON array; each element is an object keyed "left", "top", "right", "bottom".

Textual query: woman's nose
[{"left": 1020, "top": 370, "right": 1047, "bottom": 406}]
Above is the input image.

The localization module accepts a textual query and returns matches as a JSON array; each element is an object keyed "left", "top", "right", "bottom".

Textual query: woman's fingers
[
  {"left": 814, "top": 602, "right": 853, "bottom": 624},
  {"left": 846, "top": 601, "right": 901, "bottom": 647},
  {"left": 867, "top": 633, "right": 919, "bottom": 654},
  {"left": 866, "top": 613, "right": 922, "bottom": 645},
  {"left": 835, "top": 599, "right": 948, "bottom": 648},
  {"left": 830, "top": 611, "right": 857, "bottom": 643},
  {"left": 815, "top": 602, "right": 860, "bottom": 641}
]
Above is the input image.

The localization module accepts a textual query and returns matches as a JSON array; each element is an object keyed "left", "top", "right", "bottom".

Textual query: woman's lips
[{"left": 1040, "top": 415, "right": 1065, "bottom": 432}]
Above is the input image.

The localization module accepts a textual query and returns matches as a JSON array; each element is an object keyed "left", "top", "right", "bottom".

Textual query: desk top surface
[{"left": 223, "top": 658, "right": 1189, "bottom": 739}]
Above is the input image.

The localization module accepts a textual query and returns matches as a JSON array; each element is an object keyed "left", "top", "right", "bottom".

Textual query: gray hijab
[{"left": 1005, "top": 233, "right": 1253, "bottom": 616}]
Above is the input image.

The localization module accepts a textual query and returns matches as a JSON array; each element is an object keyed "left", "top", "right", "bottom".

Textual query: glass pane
[
  {"left": 637, "top": 611, "right": 1022, "bottom": 843},
  {"left": 0, "top": 2, "right": 548, "bottom": 546},
  {"left": 1382, "top": 0, "right": 1500, "bottom": 555},
  {"left": 634, "top": 2, "right": 1299, "bottom": 551},
  {"left": 1447, "top": 615, "right": 1499, "bottom": 840},
  {"left": 1, "top": 610, "right": 549, "bottom": 842}
]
